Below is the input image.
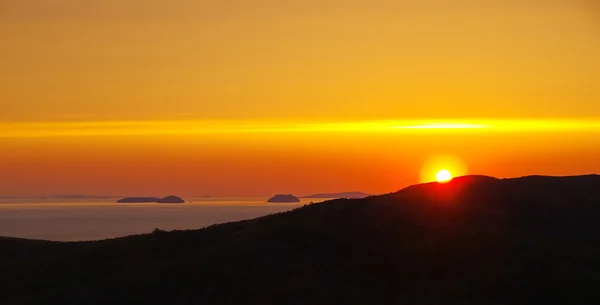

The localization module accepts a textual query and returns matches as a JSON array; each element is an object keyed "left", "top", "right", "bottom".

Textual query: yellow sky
[
  {"left": 1, "top": 0, "right": 599, "bottom": 121},
  {"left": 0, "top": 0, "right": 599, "bottom": 196}
]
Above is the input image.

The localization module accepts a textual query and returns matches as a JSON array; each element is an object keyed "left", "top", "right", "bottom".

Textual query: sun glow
[
  {"left": 436, "top": 170, "right": 453, "bottom": 183},
  {"left": 420, "top": 155, "right": 467, "bottom": 183}
]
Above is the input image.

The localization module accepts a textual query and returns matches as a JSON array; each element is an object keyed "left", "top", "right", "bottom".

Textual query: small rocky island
[
  {"left": 156, "top": 195, "right": 185, "bottom": 203},
  {"left": 117, "top": 195, "right": 185, "bottom": 204},
  {"left": 267, "top": 194, "right": 300, "bottom": 203},
  {"left": 117, "top": 197, "right": 161, "bottom": 203}
]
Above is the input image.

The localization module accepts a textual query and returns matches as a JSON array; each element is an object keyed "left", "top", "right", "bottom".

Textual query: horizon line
[{"left": 2, "top": 173, "right": 598, "bottom": 199}]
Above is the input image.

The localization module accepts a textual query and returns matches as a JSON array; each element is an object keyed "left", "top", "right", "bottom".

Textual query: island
[
  {"left": 267, "top": 194, "right": 300, "bottom": 203},
  {"left": 117, "top": 195, "right": 185, "bottom": 204},
  {"left": 301, "top": 192, "right": 371, "bottom": 199},
  {"left": 156, "top": 195, "right": 185, "bottom": 204},
  {"left": 117, "top": 197, "right": 161, "bottom": 203}
]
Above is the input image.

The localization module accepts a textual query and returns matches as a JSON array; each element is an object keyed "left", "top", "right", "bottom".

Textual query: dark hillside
[{"left": 1, "top": 175, "right": 599, "bottom": 305}]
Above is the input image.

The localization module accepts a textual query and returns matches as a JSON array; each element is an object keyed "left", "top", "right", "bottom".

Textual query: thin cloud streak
[{"left": 1, "top": 119, "right": 599, "bottom": 138}]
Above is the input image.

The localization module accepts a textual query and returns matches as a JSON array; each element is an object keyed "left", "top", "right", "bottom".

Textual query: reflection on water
[{"left": 0, "top": 198, "right": 316, "bottom": 241}]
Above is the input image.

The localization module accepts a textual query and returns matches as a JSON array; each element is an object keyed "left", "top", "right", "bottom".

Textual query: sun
[
  {"left": 436, "top": 169, "right": 453, "bottom": 183},
  {"left": 419, "top": 155, "right": 467, "bottom": 183}
]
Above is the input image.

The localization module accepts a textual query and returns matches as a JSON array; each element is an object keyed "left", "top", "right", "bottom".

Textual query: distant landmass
[
  {"left": 301, "top": 191, "right": 370, "bottom": 199},
  {"left": 267, "top": 194, "right": 300, "bottom": 202},
  {"left": 0, "top": 195, "right": 118, "bottom": 200},
  {"left": 49, "top": 194, "right": 119, "bottom": 199},
  {"left": 117, "top": 197, "right": 161, "bottom": 203},
  {"left": 156, "top": 195, "right": 185, "bottom": 203},
  {"left": 117, "top": 195, "right": 185, "bottom": 204},
  {"left": 2, "top": 174, "right": 600, "bottom": 304}
]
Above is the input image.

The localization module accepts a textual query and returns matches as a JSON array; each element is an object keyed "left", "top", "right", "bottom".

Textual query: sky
[{"left": 0, "top": 0, "right": 599, "bottom": 197}]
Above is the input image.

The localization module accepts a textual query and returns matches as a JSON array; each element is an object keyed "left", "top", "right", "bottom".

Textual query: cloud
[{"left": 1, "top": 119, "right": 599, "bottom": 138}]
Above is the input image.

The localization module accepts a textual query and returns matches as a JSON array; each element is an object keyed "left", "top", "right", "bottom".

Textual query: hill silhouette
[{"left": 1, "top": 175, "right": 600, "bottom": 305}]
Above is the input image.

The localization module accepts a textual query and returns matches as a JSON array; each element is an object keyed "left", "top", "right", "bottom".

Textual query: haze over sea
[{"left": 0, "top": 197, "right": 313, "bottom": 241}]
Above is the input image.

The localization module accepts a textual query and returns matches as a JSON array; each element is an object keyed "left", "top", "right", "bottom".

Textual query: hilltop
[{"left": 1, "top": 174, "right": 600, "bottom": 305}]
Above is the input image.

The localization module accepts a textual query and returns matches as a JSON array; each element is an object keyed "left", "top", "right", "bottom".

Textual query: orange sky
[{"left": 0, "top": 0, "right": 599, "bottom": 197}]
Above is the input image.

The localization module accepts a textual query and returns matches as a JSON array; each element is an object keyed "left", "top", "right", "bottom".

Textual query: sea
[{"left": 0, "top": 197, "right": 321, "bottom": 241}]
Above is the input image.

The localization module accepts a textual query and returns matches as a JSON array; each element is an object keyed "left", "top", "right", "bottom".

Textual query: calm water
[{"left": 0, "top": 197, "right": 318, "bottom": 241}]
